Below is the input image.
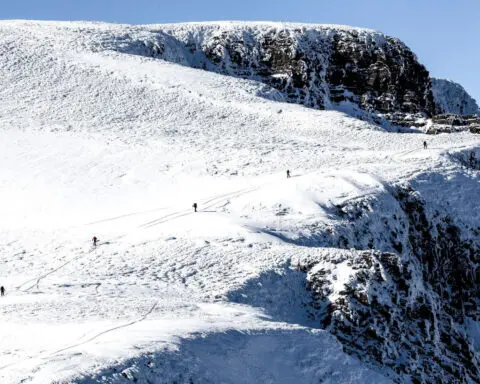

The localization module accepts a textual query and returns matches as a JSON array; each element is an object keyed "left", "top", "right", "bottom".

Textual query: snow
[
  {"left": 0, "top": 20, "right": 479, "bottom": 383},
  {"left": 432, "top": 78, "right": 480, "bottom": 116}
]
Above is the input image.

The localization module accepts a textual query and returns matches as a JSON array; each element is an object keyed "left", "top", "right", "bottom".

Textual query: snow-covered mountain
[
  {"left": 71, "top": 20, "right": 480, "bottom": 126},
  {"left": 89, "top": 21, "right": 437, "bottom": 125},
  {"left": 0, "top": 20, "right": 479, "bottom": 384},
  {"left": 432, "top": 78, "right": 480, "bottom": 116}
]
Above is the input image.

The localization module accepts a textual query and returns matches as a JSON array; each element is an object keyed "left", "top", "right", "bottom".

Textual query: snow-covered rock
[
  {"left": 115, "top": 21, "right": 437, "bottom": 124},
  {"left": 302, "top": 180, "right": 480, "bottom": 382},
  {"left": 432, "top": 78, "right": 480, "bottom": 116}
]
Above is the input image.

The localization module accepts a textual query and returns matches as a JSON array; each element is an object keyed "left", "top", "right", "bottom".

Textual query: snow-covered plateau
[{"left": 0, "top": 20, "right": 479, "bottom": 384}]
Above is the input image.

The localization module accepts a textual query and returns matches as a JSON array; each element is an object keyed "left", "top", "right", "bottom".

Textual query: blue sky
[{"left": 2, "top": 0, "right": 479, "bottom": 103}]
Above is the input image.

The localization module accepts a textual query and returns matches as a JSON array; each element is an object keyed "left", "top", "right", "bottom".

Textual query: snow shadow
[
  {"left": 254, "top": 225, "right": 335, "bottom": 248},
  {"left": 447, "top": 147, "right": 480, "bottom": 170},
  {"left": 226, "top": 265, "right": 320, "bottom": 328},
  {"left": 74, "top": 328, "right": 389, "bottom": 384}
]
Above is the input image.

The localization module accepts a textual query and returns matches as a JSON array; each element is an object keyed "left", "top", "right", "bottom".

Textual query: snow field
[{"left": 0, "top": 20, "right": 479, "bottom": 383}]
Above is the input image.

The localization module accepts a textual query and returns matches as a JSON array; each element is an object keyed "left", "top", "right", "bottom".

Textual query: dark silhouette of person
[
  {"left": 193, "top": 203, "right": 198, "bottom": 212},
  {"left": 92, "top": 236, "right": 98, "bottom": 247},
  {"left": 0, "top": 286, "right": 4, "bottom": 297},
  {"left": 423, "top": 141, "right": 428, "bottom": 149},
  {"left": 286, "top": 170, "right": 291, "bottom": 178}
]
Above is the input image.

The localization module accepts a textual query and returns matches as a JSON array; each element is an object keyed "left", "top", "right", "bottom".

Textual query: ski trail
[
  {"left": 138, "top": 189, "right": 245, "bottom": 228},
  {"left": 17, "top": 249, "right": 95, "bottom": 292},
  {"left": 14, "top": 242, "right": 116, "bottom": 292},
  {"left": 393, "top": 147, "right": 424, "bottom": 158},
  {"left": 45, "top": 301, "right": 159, "bottom": 358},
  {"left": 140, "top": 209, "right": 191, "bottom": 229},
  {"left": 200, "top": 187, "right": 259, "bottom": 211},
  {"left": 0, "top": 302, "right": 158, "bottom": 373},
  {"left": 142, "top": 211, "right": 192, "bottom": 229},
  {"left": 392, "top": 144, "right": 471, "bottom": 160},
  {"left": 13, "top": 186, "right": 257, "bottom": 293},
  {"left": 139, "top": 186, "right": 259, "bottom": 229},
  {"left": 85, "top": 206, "right": 167, "bottom": 226}
]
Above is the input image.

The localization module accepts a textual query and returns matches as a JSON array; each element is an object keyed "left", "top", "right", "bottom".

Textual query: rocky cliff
[
  {"left": 98, "top": 22, "right": 480, "bottom": 130},
  {"left": 97, "top": 21, "right": 480, "bottom": 130},
  {"left": 428, "top": 113, "right": 480, "bottom": 134},
  {"left": 298, "top": 178, "right": 480, "bottom": 383},
  {"left": 102, "top": 22, "right": 438, "bottom": 125}
]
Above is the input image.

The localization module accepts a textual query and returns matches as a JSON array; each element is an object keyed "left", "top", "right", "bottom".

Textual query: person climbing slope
[
  {"left": 92, "top": 236, "right": 98, "bottom": 247},
  {"left": 0, "top": 286, "right": 5, "bottom": 297},
  {"left": 193, "top": 203, "right": 198, "bottom": 212}
]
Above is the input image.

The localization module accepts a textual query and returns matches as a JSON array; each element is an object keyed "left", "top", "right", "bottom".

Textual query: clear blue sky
[{"left": 2, "top": 0, "right": 479, "bottom": 103}]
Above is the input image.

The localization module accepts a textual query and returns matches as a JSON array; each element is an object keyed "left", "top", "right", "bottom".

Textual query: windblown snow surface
[{"left": 0, "top": 21, "right": 479, "bottom": 383}]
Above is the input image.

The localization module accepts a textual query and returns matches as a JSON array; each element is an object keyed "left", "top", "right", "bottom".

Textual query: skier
[
  {"left": 286, "top": 169, "right": 291, "bottom": 178},
  {"left": 192, "top": 203, "right": 198, "bottom": 213},
  {"left": 92, "top": 236, "right": 98, "bottom": 247},
  {"left": 423, "top": 141, "right": 428, "bottom": 149},
  {"left": 0, "top": 286, "right": 4, "bottom": 297}
]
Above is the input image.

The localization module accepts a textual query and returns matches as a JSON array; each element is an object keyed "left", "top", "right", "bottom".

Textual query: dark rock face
[
  {"left": 299, "top": 186, "right": 480, "bottom": 383},
  {"left": 125, "top": 24, "right": 437, "bottom": 123},
  {"left": 104, "top": 23, "right": 480, "bottom": 129},
  {"left": 198, "top": 27, "right": 331, "bottom": 109},
  {"left": 327, "top": 32, "right": 435, "bottom": 116},
  {"left": 450, "top": 149, "right": 480, "bottom": 170},
  {"left": 193, "top": 27, "right": 436, "bottom": 119},
  {"left": 427, "top": 114, "right": 480, "bottom": 134}
]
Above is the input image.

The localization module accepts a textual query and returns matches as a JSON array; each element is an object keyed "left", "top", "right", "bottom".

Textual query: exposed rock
[
  {"left": 99, "top": 23, "right": 479, "bottom": 131},
  {"left": 449, "top": 149, "right": 480, "bottom": 171},
  {"left": 470, "top": 125, "right": 480, "bottom": 134},
  {"left": 432, "top": 114, "right": 480, "bottom": 126},
  {"left": 426, "top": 114, "right": 480, "bottom": 134},
  {"left": 110, "top": 23, "right": 437, "bottom": 124},
  {"left": 326, "top": 32, "right": 434, "bottom": 116},
  {"left": 299, "top": 186, "right": 480, "bottom": 383}
]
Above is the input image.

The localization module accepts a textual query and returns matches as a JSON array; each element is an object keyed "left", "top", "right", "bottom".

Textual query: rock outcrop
[
  {"left": 107, "top": 22, "right": 437, "bottom": 124},
  {"left": 298, "top": 185, "right": 480, "bottom": 383},
  {"left": 100, "top": 22, "right": 480, "bottom": 130},
  {"left": 99, "top": 22, "right": 480, "bottom": 131},
  {"left": 427, "top": 114, "right": 480, "bottom": 134}
]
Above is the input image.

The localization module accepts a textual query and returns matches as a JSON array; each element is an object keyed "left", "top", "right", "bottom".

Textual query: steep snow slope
[
  {"left": 432, "top": 78, "right": 480, "bottom": 116},
  {"left": 0, "top": 21, "right": 479, "bottom": 384}
]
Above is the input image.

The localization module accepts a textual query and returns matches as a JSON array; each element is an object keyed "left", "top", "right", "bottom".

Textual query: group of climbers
[
  {"left": 190, "top": 141, "right": 430, "bottom": 214},
  {"left": 2, "top": 140, "right": 459, "bottom": 299}
]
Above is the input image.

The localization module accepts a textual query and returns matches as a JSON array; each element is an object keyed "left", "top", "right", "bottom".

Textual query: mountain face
[
  {"left": 431, "top": 78, "right": 480, "bottom": 116},
  {"left": 97, "top": 22, "right": 480, "bottom": 128},
  {"left": 102, "top": 22, "right": 437, "bottom": 124}
]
